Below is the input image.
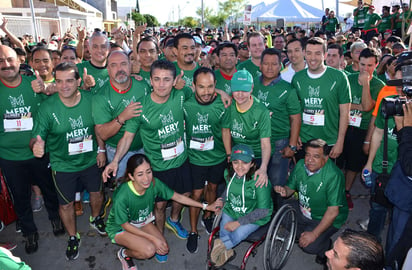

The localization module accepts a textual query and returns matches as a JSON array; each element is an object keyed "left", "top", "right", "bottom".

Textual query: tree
[
  {"left": 219, "top": 0, "right": 246, "bottom": 24},
  {"left": 143, "top": 14, "right": 159, "bottom": 27},
  {"left": 178, "top": 17, "right": 199, "bottom": 28},
  {"left": 208, "top": 13, "right": 227, "bottom": 28},
  {"left": 131, "top": 12, "right": 146, "bottom": 25}
]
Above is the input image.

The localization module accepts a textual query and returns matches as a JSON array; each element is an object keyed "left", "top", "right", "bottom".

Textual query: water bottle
[{"left": 362, "top": 169, "right": 372, "bottom": 188}]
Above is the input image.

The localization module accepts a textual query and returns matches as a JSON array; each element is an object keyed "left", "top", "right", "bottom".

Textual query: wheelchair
[{"left": 206, "top": 204, "right": 297, "bottom": 270}]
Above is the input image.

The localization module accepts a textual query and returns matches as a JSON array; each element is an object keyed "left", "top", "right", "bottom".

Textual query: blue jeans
[
  {"left": 106, "top": 144, "right": 144, "bottom": 180},
  {"left": 219, "top": 212, "right": 259, "bottom": 249},
  {"left": 268, "top": 138, "right": 289, "bottom": 186},
  {"left": 367, "top": 171, "right": 390, "bottom": 242},
  {"left": 386, "top": 207, "right": 410, "bottom": 255}
]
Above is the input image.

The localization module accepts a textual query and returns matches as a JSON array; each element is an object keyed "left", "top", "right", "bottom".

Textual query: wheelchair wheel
[{"left": 263, "top": 204, "right": 297, "bottom": 270}]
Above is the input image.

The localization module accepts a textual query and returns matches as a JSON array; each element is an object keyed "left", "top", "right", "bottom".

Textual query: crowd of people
[{"left": 1, "top": 0, "right": 412, "bottom": 269}]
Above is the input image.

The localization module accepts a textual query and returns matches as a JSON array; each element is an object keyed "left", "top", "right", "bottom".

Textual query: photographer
[{"left": 361, "top": 52, "right": 412, "bottom": 243}]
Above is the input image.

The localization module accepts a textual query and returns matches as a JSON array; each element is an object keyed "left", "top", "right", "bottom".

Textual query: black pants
[{"left": 0, "top": 156, "right": 60, "bottom": 237}]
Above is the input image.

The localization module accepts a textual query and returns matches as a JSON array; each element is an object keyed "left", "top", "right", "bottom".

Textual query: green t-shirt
[
  {"left": 92, "top": 78, "right": 149, "bottom": 150},
  {"left": 183, "top": 94, "right": 228, "bottom": 166},
  {"left": 287, "top": 159, "right": 348, "bottom": 228},
  {"left": 354, "top": 6, "right": 369, "bottom": 29},
  {"left": 252, "top": 77, "right": 301, "bottom": 142},
  {"left": 325, "top": 17, "right": 339, "bottom": 32},
  {"left": 137, "top": 69, "right": 151, "bottom": 87},
  {"left": 237, "top": 59, "right": 262, "bottom": 78},
  {"left": 372, "top": 96, "right": 399, "bottom": 174},
  {"left": 0, "top": 248, "right": 31, "bottom": 270},
  {"left": 392, "top": 11, "right": 403, "bottom": 29},
  {"left": 174, "top": 62, "right": 199, "bottom": 87},
  {"left": 215, "top": 69, "right": 233, "bottom": 95},
  {"left": 222, "top": 97, "right": 271, "bottom": 158},
  {"left": 77, "top": 61, "right": 109, "bottom": 94},
  {"left": 0, "top": 75, "right": 46, "bottom": 161},
  {"left": 106, "top": 178, "right": 174, "bottom": 240},
  {"left": 347, "top": 74, "right": 384, "bottom": 130},
  {"left": 125, "top": 88, "right": 192, "bottom": 171},
  {"left": 401, "top": 10, "right": 412, "bottom": 30},
  {"left": 378, "top": 14, "right": 392, "bottom": 32},
  {"left": 292, "top": 67, "right": 351, "bottom": 145},
  {"left": 223, "top": 169, "right": 273, "bottom": 226},
  {"left": 364, "top": 13, "right": 381, "bottom": 30},
  {"left": 32, "top": 90, "right": 97, "bottom": 172}
]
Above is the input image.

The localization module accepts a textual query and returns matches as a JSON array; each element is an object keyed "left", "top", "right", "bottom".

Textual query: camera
[{"left": 382, "top": 64, "right": 412, "bottom": 118}]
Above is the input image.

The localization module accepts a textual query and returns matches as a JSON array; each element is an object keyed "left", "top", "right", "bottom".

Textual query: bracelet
[
  {"left": 202, "top": 202, "right": 208, "bottom": 211},
  {"left": 97, "top": 147, "right": 106, "bottom": 153},
  {"left": 115, "top": 116, "right": 124, "bottom": 126},
  {"left": 363, "top": 141, "right": 370, "bottom": 144}
]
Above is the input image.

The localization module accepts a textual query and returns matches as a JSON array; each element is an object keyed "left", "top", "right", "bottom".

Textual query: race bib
[
  {"left": 299, "top": 203, "right": 312, "bottom": 220},
  {"left": 349, "top": 111, "right": 362, "bottom": 127},
  {"left": 3, "top": 113, "right": 33, "bottom": 132},
  {"left": 130, "top": 212, "right": 155, "bottom": 228},
  {"left": 358, "top": 19, "right": 365, "bottom": 24},
  {"left": 189, "top": 136, "right": 214, "bottom": 151},
  {"left": 68, "top": 137, "right": 93, "bottom": 155},
  {"left": 303, "top": 111, "right": 325, "bottom": 126},
  {"left": 161, "top": 139, "right": 184, "bottom": 160}
]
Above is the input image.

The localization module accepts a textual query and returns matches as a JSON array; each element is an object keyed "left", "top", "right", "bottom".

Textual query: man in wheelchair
[
  {"left": 210, "top": 144, "right": 273, "bottom": 267},
  {"left": 275, "top": 138, "right": 348, "bottom": 268}
]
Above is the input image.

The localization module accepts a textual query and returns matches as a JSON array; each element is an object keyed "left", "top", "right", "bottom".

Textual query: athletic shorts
[
  {"left": 337, "top": 126, "right": 368, "bottom": 172},
  {"left": 53, "top": 164, "right": 102, "bottom": 205},
  {"left": 153, "top": 159, "right": 192, "bottom": 201},
  {"left": 190, "top": 160, "right": 226, "bottom": 190}
]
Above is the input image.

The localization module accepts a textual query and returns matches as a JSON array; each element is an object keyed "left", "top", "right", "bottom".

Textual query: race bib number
[
  {"left": 299, "top": 203, "right": 312, "bottom": 220},
  {"left": 302, "top": 111, "right": 324, "bottom": 126},
  {"left": 68, "top": 137, "right": 93, "bottom": 155},
  {"left": 130, "top": 212, "right": 155, "bottom": 228},
  {"left": 3, "top": 113, "right": 33, "bottom": 132},
  {"left": 161, "top": 139, "right": 184, "bottom": 160},
  {"left": 358, "top": 19, "right": 365, "bottom": 24},
  {"left": 189, "top": 136, "right": 214, "bottom": 151},
  {"left": 349, "top": 111, "right": 362, "bottom": 127}
]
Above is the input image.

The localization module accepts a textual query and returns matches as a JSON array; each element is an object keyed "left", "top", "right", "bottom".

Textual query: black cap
[{"left": 387, "top": 51, "right": 412, "bottom": 86}]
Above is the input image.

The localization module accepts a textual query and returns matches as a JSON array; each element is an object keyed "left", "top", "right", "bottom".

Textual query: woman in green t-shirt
[
  {"left": 210, "top": 144, "right": 273, "bottom": 267},
  {"left": 106, "top": 154, "right": 220, "bottom": 269}
]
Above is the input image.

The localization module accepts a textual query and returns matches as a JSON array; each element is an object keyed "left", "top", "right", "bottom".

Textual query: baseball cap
[
  {"left": 230, "top": 144, "right": 255, "bottom": 163},
  {"left": 384, "top": 29, "right": 392, "bottom": 35},
  {"left": 238, "top": 41, "right": 248, "bottom": 50},
  {"left": 231, "top": 70, "right": 253, "bottom": 92}
]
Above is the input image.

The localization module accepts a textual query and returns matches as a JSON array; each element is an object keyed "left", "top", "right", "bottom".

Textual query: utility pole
[
  {"left": 201, "top": 0, "right": 204, "bottom": 27},
  {"left": 136, "top": 0, "right": 140, "bottom": 13},
  {"left": 29, "top": 0, "right": 39, "bottom": 42}
]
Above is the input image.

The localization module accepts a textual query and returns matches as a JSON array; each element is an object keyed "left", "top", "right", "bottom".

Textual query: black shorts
[
  {"left": 153, "top": 159, "right": 192, "bottom": 201},
  {"left": 337, "top": 126, "right": 367, "bottom": 172},
  {"left": 53, "top": 164, "right": 102, "bottom": 205},
  {"left": 190, "top": 160, "right": 226, "bottom": 190}
]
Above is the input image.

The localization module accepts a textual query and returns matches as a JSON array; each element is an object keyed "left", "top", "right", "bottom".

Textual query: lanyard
[{"left": 227, "top": 173, "right": 246, "bottom": 212}]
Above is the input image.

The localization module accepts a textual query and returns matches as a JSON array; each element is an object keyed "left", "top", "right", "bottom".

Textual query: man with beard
[
  {"left": 173, "top": 33, "right": 199, "bottom": 89},
  {"left": 93, "top": 51, "right": 149, "bottom": 182},
  {"left": 215, "top": 43, "right": 238, "bottom": 95},
  {"left": 183, "top": 67, "right": 229, "bottom": 253},
  {"left": 0, "top": 45, "right": 64, "bottom": 254}
]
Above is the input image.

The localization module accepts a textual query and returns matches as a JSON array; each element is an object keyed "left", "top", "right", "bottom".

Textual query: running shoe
[
  {"left": 186, "top": 232, "right": 199, "bottom": 253},
  {"left": 165, "top": 217, "right": 188, "bottom": 239},
  {"left": 25, "top": 232, "right": 38, "bottom": 254},
  {"left": 201, "top": 216, "right": 214, "bottom": 235},
  {"left": 15, "top": 220, "right": 21, "bottom": 233},
  {"left": 117, "top": 248, "right": 138, "bottom": 270},
  {"left": 66, "top": 233, "right": 81, "bottom": 260},
  {"left": 155, "top": 253, "right": 168, "bottom": 263},
  {"left": 32, "top": 195, "right": 43, "bottom": 212},
  {"left": 90, "top": 216, "right": 107, "bottom": 236},
  {"left": 82, "top": 191, "right": 90, "bottom": 203}
]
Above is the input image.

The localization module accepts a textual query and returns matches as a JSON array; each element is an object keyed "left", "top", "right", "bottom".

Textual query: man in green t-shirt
[
  {"left": 345, "top": 41, "right": 367, "bottom": 74},
  {"left": 391, "top": 4, "right": 403, "bottom": 37},
  {"left": 77, "top": 31, "right": 110, "bottom": 93},
  {"left": 31, "top": 63, "right": 107, "bottom": 261},
  {"left": 237, "top": 32, "right": 265, "bottom": 78},
  {"left": 275, "top": 139, "right": 348, "bottom": 267},
  {"left": 292, "top": 37, "right": 351, "bottom": 160},
  {"left": 253, "top": 48, "right": 301, "bottom": 188},
  {"left": 183, "top": 67, "right": 228, "bottom": 253},
  {"left": 324, "top": 10, "right": 339, "bottom": 38},
  {"left": 173, "top": 33, "right": 198, "bottom": 89},
  {"left": 0, "top": 45, "right": 63, "bottom": 255},
  {"left": 353, "top": 0, "right": 369, "bottom": 33},
  {"left": 103, "top": 60, "right": 193, "bottom": 250},
  {"left": 93, "top": 51, "right": 149, "bottom": 180},
  {"left": 338, "top": 48, "right": 384, "bottom": 210},
  {"left": 363, "top": 6, "right": 381, "bottom": 43},
  {"left": 134, "top": 37, "right": 159, "bottom": 86},
  {"left": 215, "top": 42, "right": 237, "bottom": 95},
  {"left": 379, "top": 6, "right": 392, "bottom": 36}
]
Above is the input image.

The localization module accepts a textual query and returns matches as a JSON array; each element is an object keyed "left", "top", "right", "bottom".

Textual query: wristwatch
[
  {"left": 288, "top": 145, "right": 297, "bottom": 153},
  {"left": 202, "top": 202, "right": 208, "bottom": 211}
]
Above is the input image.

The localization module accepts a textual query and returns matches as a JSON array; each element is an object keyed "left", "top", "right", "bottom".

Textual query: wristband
[
  {"left": 288, "top": 145, "right": 297, "bottom": 152},
  {"left": 202, "top": 202, "right": 208, "bottom": 211},
  {"left": 363, "top": 141, "right": 370, "bottom": 144},
  {"left": 115, "top": 116, "right": 124, "bottom": 126},
  {"left": 97, "top": 147, "right": 106, "bottom": 153}
]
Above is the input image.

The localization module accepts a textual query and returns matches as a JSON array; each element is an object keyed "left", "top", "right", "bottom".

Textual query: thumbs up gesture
[
  {"left": 174, "top": 70, "right": 186, "bottom": 90},
  {"left": 31, "top": 71, "right": 45, "bottom": 93},
  {"left": 82, "top": 68, "right": 96, "bottom": 89},
  {"left": 32, "top": 135, "right": 45, "bottom": 158}
]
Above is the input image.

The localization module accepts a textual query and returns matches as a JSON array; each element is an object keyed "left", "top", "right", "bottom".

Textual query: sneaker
[
  {"left": 90, "top": 216, "right": 107, "bottom": 236},
  {"left": 345, "top": 191, "right": 354, "bottom": 210},
  {"left": 15, "top": 220, "right": 22, "bottom": 233},
  {"left": 201, "top": 216, "right": 214, "bottom": 235},
  {"left": 186, "top": 232, "right": 199, "bottom": 253},
  {"left": 82, "top": 191, "right": 90, "bottom": 203},
  {"left": 357, "top": 218, "right": 369, "bottom": 231},
  {"left": 117, "top": 248, "right": 137, "bottom": 270},
  {"left": 99, "top": 194, "right": 112, "bottom": 218},
  {"left": 154, "top": 253, "right": 168, "bottom": 263},
  {"left": 51, "top": 218, "right": 65, "bottom": 236},
  {"left": 165, "top": 217, "right": 188, "bottom": 239},
  {"left": 25, "top": 232, "right": 39, "bottom": 254},
  {"left": 211, "top": 238, "right": 225, "bottom": 265},
  {"left": 66, "top": 233, "right": 81, "bottom": 260},
  {"left": 32, "top": 195, "right": 43, "bottom": 212},
  {"left": 75, "top": 201, "right": 83, "bottom": 216},
  {"left": 0, "top": 242, "right": 17, "bottom": 251}
]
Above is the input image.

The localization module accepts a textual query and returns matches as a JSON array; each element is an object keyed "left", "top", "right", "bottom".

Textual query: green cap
[
  {"left": 230, "top": 144, "right": 255, "bottom": 163},
  {"left": 231, "top": 70, "right": 253, "bottom": 92}
]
